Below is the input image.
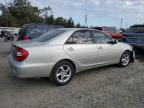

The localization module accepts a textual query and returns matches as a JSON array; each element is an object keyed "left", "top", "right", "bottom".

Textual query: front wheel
[
  {"left": 119, "top": 51, "right": 131, "bottom": 67},
  {"left": 50, "top": 61, "right": 75, "bottom": 86}
]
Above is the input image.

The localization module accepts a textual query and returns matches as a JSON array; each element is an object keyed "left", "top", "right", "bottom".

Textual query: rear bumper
[{"left": 8, "top": 55, "right": 55, "bottom": 78}]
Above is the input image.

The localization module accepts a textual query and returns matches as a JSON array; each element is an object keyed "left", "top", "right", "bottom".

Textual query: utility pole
[
  {"left": 51, "top": 10, "right": 54, "bottom": 16},
  {"left": 125, "top": 23, "right": 128, "bottom": 29},
  {"left": 121, "top": 18, "right": 123, "bottom": 28},
  {"left": 85, "top": 14, "right": 88, "bottom": 27}
]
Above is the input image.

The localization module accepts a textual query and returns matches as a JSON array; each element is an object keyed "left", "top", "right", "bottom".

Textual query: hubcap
[
  {"left": 56, "top": 65, "right": 72, "bottom": 83},
  {"left": 121, "top": 54, "right": 130, "bottom": 66}
]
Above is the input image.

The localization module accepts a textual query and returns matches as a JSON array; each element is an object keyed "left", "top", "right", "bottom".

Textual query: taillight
[
  {"left": 23, "top": 35, "right": 29, "bottom": 40},
  {"left": 15, "top": 47, "right": 29, "bottom": 61}
]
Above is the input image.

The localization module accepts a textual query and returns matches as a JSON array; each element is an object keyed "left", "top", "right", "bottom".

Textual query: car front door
[
  {"left": 92, "top": 31, "right": 122, "bottom": 64},
  {"left": 64, "top": 30, "right": 98, "bottom": 68}
]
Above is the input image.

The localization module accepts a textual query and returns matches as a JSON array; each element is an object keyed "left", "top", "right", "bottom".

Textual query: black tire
[
  {"left": 11, "top": 37, "right": 14, "bottom": 41},
  {"left": 4, "top": 38, "right": 7, "bottom": 42},
  {"left": 119, "top": 51, "right": 131, "bottom": 67},
  {"left": 50, "top": 60, "right": 75, "bottom": 86}
]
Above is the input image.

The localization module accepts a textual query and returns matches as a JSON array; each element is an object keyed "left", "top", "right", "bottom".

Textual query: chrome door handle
[
  {"left": 67, "top": 47, "right": 74, "bottom": 51},
  {"left": 97, "top": 46, "right": 102, "bottom": 49}
]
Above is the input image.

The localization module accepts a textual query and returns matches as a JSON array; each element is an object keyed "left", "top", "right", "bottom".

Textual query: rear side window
[
  {"left": 66, "top": 30, "right": 93, "bottom": 44},
  {"left": 34, "top": 30, "right": 65, "bottom": 42}
]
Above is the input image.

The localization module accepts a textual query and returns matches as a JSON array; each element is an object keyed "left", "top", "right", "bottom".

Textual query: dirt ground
[{"left": 0, "top": 38, "right": 144, "bottom": 108}]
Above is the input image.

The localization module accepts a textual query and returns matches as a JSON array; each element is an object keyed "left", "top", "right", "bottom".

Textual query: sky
[{"left": 1, "top": 0, "right": 144, "bottom": 28}]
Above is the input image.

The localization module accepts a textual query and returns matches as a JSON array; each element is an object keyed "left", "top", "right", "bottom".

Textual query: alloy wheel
[
  {"left": 56, "top": 65, "right": 72, "bottom": 83},
  {"left": 121, "top": 53, "right": 130, "bottom": 66}
]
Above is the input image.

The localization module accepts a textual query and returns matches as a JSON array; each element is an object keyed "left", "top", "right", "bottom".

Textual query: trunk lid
[{"left": 11, "top": 40, "right": 42, "bottom": 49}]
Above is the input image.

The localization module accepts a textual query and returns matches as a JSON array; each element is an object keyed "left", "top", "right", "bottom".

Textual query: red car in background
[{"left": 93, "top": 26, "right": 124, "bottom": 40}]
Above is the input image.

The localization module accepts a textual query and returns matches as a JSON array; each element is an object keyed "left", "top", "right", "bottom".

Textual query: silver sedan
[{"left": 8, "top": 28, "right": 135, "bottom": 86}]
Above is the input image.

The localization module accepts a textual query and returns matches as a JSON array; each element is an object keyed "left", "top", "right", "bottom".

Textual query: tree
[
  {"left": 12, "top": 0, "right": 31, "bottom": 7},
  {"left": 67, "top": 17, "right": 74, "bottom": 28},
  {"left": 0, "top": 0, "right": 76, "bottom": 27},
  {"left": 76, "top": 23, "right": 81, "bottom": 28},
  {"left": 8, "top": 0, "right": 44, "bottom": 26},
  {"left": 40, "top": 6, "right": 52, "bottom": 18},
  {"left": 54, "top": 17, "right": 67, "bottom": 27},
  {"left": 0, "top": 4, "right": 18, "bottom": 27},
  {"left": 46, "top": 15, "right": 54, "bottom": 24}
]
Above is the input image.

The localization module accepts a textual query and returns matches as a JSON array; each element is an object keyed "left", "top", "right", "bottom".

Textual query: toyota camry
[{"left": 8, "top": 28, "right": 135, "bottom": 86}]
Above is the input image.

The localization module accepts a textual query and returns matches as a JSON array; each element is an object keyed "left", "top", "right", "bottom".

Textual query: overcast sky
[{"left": 1, "top": 0, "right": 144, "bottom": 28}]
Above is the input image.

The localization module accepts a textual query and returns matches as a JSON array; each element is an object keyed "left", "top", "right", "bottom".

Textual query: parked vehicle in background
[
  {"left": 0, "top": 31, "right": 5, "bottom": 38},
  {"left": 93, "top": 26, "right": 124, "bottom": 40},
  {"left": 0, "top": 27, "right": 20, "bottom": 35},
  {"left": 0, "top": 27, "right": 20, "bottom": 39},
  {"left": 1, "top": 30, "right": 14, "bottom": 42},
  {"left": 8, "top": 28, "right": 135, "bottom": 86},
  {"left": 17, "top": 23, "right": 64, "bottom": 41},
  {"left": 122, "top": 24, "right": 144, "bottom": 49}
]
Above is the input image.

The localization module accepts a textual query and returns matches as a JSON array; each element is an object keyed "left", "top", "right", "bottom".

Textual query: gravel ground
[{"left": 0, "top": 38, "right": 144, "bottom": 108}]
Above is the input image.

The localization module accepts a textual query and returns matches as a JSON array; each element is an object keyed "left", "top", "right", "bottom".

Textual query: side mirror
[{"left": 108, "top": 40, "right": 117, "bottom": 44}]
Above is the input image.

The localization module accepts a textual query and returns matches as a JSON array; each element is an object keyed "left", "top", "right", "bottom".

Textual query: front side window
[
  {"left": 93, "top": 31, "right": 113, "bottom": 44},
  {"left": 67, "top": 30, "right": 93, "bottom": 44}
]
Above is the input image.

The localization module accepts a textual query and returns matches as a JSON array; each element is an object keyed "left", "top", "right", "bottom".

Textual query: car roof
[
  {"left": 131, "top": 24, "right": 144, "bottom": 27},
  {"left": 55, "top": 28, "right": 98, "bottom": 32},
  {"left": 22, "top": 24, "right": 64, "bottom": 28}
]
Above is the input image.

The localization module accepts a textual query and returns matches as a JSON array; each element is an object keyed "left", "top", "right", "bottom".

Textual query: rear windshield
[
  {"left": 126, "top": 26, "right": 144, "bottom": 33},
  {"left": 34, "top": 30, "right": 65, "bottom": 42}
]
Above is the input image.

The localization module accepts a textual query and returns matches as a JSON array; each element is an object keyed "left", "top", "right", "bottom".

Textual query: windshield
[
  {"left": 34, "top": 30, "right": 65, "bottom": 42},
  {"left": 126, "top": 26, "right": 144, "bottom": 33}
]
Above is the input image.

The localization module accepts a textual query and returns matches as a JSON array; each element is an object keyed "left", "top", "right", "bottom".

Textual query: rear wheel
[
  {"left": 50, "top": 60, "right": 75, "bottom": 86},
  {"left": 119, "top": 51, "right": 131, "bottom": 67},
  {"left": 4, "top": 38, "right": 7, "bottom": 42}
]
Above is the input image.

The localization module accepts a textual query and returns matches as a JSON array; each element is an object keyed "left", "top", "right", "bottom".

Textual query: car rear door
[
  {"left": 92, "top": 31, "right": 122, "bottom": 64},
  {"left": 64, "top": 30, "right": 99, "bottom": 68}
]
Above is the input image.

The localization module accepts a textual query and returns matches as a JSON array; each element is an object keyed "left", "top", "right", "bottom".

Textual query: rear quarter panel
[
  {"left": 26, "top": 45, "right": 69, "bottom": 63},
  {"left": 25, "top": 44, "right": 80, "bottom": 73}
]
